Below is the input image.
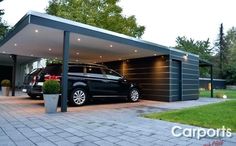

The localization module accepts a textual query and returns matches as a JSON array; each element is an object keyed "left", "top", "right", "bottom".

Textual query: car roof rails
[{"left": 69, "top": 62, "right": 108, "bottom": 68}]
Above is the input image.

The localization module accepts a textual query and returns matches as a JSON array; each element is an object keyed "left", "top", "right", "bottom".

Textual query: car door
[
  {"left": 85, "top": 66, "right": 109, "bottom": 95},
  {"left": 103, "top": 69, "right": 129, "bottom": 96}
]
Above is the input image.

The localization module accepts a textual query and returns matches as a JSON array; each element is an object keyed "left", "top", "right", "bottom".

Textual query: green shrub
[
  {"left": 43, "top": 80, "right": 60, "bottom": 94},
  {"left": 1, "top": 79, "right": 11, "bottom": 87}
]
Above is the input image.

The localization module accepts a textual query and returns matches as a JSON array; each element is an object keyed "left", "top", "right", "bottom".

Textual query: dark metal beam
[
  {"left": 61, "top": 31, "right": 70, "bottom": 112},
  {"left": 11, "top": 55, "right": 17, "bottom": 96},
  {"left": 210, "top": 65, "right": 213, "bottom": 98}
]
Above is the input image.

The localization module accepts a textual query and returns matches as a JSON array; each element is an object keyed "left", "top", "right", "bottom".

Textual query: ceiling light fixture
[
  {"left": 35, "top": 29, "right": 39, "bottom": 33},
  {"left": 154, "top": 54, "right": 157, "bottom": 56},
  {"left": 77, "top": 38, "right": 81, "bottom": 41},
  {"left": 100, "top": 56, "right": 103, "bottom": 59},
  {"left": 2, "top": 51, "right": 6, "bottom": 54},
  {"left": 76, "top": 60, "right": 79, "bottom": 62},
  {"left": 49, "top": 48, "right": 52, "bottom": 51},
  {"left": 76, "top": 52, "right": 79, "bottom": 55},
  {"left": 134, "top": 50, "right": 138, "bottom": 53},
  {"left": 14, "top": 43, "right": 17, "bottom": 46},
  {"left": 30, "top": 54, "right": 34, "bottom": 57},
  {"left": 110, "top": 45, "right": 113, "bottom": 48}
]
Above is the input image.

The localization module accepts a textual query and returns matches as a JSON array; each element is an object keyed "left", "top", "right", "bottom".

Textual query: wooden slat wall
[
  {"left": 170, "top": 60, "right": 181, "bottom": 101},
  {"left": 104, "top": 56, "right": 171, "bottom": 101},
  {"left": 170, "top": 51, "right": 199, "bottom": 101}
]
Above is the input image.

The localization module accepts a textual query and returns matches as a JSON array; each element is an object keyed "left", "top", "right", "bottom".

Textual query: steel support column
[
  {"left": 210, "top": 65, "right": 213, "bottom": 98},
  {"left": 61, "top": 31, "right": 70, "bottom": 112},
  {"left": 11, "top": 55, "right": 17, "bottom": 96}
]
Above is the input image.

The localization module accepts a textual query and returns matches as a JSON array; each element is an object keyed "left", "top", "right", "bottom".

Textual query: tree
[
  {"left": 175, "top": 36, "right": 212, "bottom": 77},
  {"left": 0, "top": 0, "right": 8, "bottom": 39},
  {"left": 214, "top": 23, "right": 228, "bottom": 78},
  {"left": 46, "top": 0, "right": 145, "bottom": 38},
  {"left": 225, "top": 27, "right": 236, "bottom": 54},
  {"left": 222, "top": 27, "right": 236, "bottom": 84},
  {"left": 175, "top": 36, "right": 211, "bottom": 60}
]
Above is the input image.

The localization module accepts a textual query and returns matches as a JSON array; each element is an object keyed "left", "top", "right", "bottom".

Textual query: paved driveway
[{"left": 0, "top": 96, "right": 235, "bottom": 146}]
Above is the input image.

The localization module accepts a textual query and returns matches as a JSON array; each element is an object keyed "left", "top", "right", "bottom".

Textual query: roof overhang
[
  {"left": 0, "top": 11, "right": 198, "bottom": 63},
  {"left": 0, "top": 54, "right": 37, "bottom": 66},
  {"left": 199, "top": 59, "right": 213, "bottom": 67}
]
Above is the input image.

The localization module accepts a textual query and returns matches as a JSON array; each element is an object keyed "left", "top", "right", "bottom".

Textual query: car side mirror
[{"left": 120, "top": 76, "right": 127, "bottom": 82}]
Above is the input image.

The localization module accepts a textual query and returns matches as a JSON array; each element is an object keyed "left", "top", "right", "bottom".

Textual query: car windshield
[
  {"left": 29, "top": 68, "right": 41, "bottom": 74},
  {"left": 104, "top": 69, "right": 122, "bottom": 80}
]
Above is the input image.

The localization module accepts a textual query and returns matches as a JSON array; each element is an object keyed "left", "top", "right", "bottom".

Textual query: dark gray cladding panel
[
  {"left": 170, "top": 50, "right": 199, "bottom": 101},
  {"left": 104, "top": 51, "right": 200, "bottom": 102},
  {"left": 104, "top": 55, "right": 171, "bottom": 102},
  {"left": 170, "top": 50, "right": 199, "bottom": 60}
]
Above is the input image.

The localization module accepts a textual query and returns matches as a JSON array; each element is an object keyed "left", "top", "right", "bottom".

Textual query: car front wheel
[
  {"left": 70, "top": 88, "right": 87, "bottom": 106},
  {"left": 129, "top": 88, "right": 140, "bottom": 102}
]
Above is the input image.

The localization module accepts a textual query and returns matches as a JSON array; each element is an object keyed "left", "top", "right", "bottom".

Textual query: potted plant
[
  {"left": 42, "top": 80, "right": 60, "bottom": 113},
  {"left": 1, "top": 79, "right": 11, "bottom": 96}
]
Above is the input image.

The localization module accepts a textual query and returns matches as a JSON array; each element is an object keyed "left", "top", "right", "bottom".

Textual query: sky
[{"left": 1, "top": 0, "right": 236, "bottom": 47}]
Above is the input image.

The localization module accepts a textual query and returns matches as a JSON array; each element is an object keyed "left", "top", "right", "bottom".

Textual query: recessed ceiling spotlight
[
  {"left": 119, "top": 58, "right": 122, "bottom": 60},
  {"left": 110, "top": 45, "right": 113, "bottom": 48},
  {"left": 100, "top": 56, "right": 103, "bottom": 59},
  {"left": 30, "top": 54, "right": 34, "bottom": 57},
  {"left": 2, "top": 51, "right": 6, "bottom": 54},
  {"left": 134, "top": 50, "right": 138, "bottom": 53},
  {"left": 48, "top": 48, "right": 52, "bottom": 51},
  {"left": 154, "top": 54, "right": 157, "bottom": 56},
  {"left": 76, "top": 60, "right": 79, "bottom": 62},
  {"left": 14, "top": 43, "right": 17, "bottom": 46},
  {"left": 35, "top": 29, "right": 39, "bottom": 33},
  {"left": 76, "top": 52, "right": 79, "bottom": 55},
  {"left": 77, "top": 38, "right": 81, "bottom": 41}
]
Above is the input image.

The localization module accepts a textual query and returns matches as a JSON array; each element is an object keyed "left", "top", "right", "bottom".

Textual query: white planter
[
  {"left": 43, "top": 94, "right": 59, "bottom": 113},
  {"left": 2, "top": 87, "right": 10, "bottom": 96}
]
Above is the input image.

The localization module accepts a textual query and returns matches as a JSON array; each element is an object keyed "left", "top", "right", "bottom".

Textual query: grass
[
  {"left": 144, "top": 100, "right": 236, "bottom": 132},
  {"left": 200, "top": 89, "right": 236, "bottom": 98}
]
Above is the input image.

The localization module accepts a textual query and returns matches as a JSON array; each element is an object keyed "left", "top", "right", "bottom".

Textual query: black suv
[{"left": 22, "top": 63, "right": 140, "bottom": 106}]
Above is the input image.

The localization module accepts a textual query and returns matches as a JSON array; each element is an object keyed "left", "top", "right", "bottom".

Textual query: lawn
[
  {"left": 144, "top": 100, "right": 236, "bottom": 132},
  {"left": 200, "top": 89, "right": 236, "bottom": 98}
]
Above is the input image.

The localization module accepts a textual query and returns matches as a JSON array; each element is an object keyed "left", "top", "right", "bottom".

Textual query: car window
[
  {"left": 69, "top": 66, "right": 84, "bottom": 73},
  {"left": 68, "top": 66, "right": 84, "bottom": 76},
  {"left": 86, "top": 67, "right": 104, "bottom": 78},
  {"left": 42, "top": 65, "right": 62, "bottom": 76},
  {"left": 104, "top": 69, "right": 122, "bottom": 80}
]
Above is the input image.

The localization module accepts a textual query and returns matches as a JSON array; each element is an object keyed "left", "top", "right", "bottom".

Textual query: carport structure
[{"left": 0, "top": 11, "right": 200, "bottom": 112}]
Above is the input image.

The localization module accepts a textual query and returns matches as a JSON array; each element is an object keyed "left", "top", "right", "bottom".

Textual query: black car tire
[
  {"left": 128, "top": 88, "right": 140, "bottom": 102},
  {"left": 70, "top": 88, "right": 88, "bottom": 106},
  {"left": 28, "top": 93, "right": 37, "bottom": 99}
]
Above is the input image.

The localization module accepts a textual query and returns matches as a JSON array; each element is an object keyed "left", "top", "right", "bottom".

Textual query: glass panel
[{"left": 104, "top": 69, "right": 121, "bottom": 80}]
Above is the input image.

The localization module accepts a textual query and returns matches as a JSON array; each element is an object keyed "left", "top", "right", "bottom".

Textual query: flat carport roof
[
  {"left": 0, "top": 11, "right": 196, "bottom": 112},
  {"left": 0, "top": 11, "right": 174, "bottom": 63}
]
